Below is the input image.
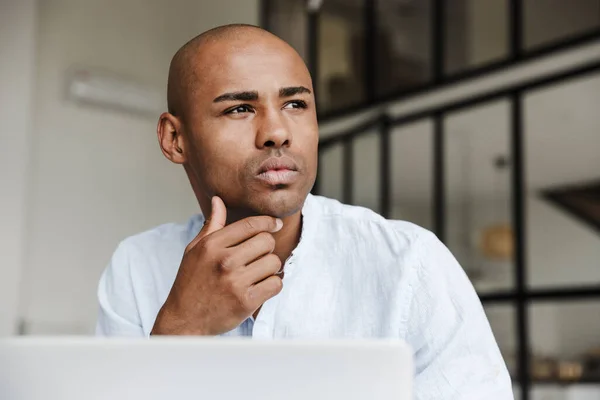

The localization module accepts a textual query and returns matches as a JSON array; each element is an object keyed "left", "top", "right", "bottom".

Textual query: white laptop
[{"left": 0, "top": 337, "right": 413, "bottom": 400}]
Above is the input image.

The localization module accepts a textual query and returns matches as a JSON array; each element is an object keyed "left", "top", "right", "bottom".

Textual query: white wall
[
  {"left": 0, "top": 0, "right": 37, "bottom": 336},
  {"left": 13, "top": 0, "right": 259, "bottom": 335}
]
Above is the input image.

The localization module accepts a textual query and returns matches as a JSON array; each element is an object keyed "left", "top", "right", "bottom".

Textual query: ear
[{"left": 157, "top": 112, "right": 186, "bottom": 164}]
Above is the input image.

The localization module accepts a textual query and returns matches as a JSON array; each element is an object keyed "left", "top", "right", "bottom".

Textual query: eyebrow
[
  {"left": 212, "top": 86, "right": 312, "bottom": 103},
  {"left": 213, "top": 91, "right": 258, "bottom": 103},
  {"left": 279, "top": 86, "right": 311, "bottom": 97}
]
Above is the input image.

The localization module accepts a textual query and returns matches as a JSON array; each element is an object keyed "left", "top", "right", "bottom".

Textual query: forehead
[{"left": 193, "top": 39, "right": 312, "bottom": 98}]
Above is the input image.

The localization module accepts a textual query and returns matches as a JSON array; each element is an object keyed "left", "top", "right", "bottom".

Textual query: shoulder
[
  {"left": 307, "top": 194, "right": 436, "bottom": 256},
  {"left": 98, "top": 215, "right": 204, "bottom": 333},
  {"left": 117, "top": 215, "right": 203, "bottom": 257},
  {"left": 105, "top": 214, "right": 203, "bottom": 287}
]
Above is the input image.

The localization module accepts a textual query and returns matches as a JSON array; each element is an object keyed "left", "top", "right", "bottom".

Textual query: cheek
[
  {"left": 192, "top": 134, "right": 249, "bottom": 190},
  {"left": 201, "top": 147, "right": 245, "bottom": 181},
  {"left": 296, "top": 128, "right": 319, "bottom": 164}
]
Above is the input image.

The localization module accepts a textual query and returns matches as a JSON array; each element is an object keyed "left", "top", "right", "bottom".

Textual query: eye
[
  {"left": 226, "top": 105, "right": 255, "bottom": 114},
  {"left": 283, "top": 100, "right": 307, "bottom": 110}
]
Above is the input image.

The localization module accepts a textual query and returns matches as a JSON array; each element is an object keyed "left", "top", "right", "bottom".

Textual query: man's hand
[{"left": 151, "top": 196, "right": 284, "bottom": 336}]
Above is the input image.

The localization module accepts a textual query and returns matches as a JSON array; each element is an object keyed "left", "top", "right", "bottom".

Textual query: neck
[{"left": 271, "top": 210, "right": 302, "bottom": 264}]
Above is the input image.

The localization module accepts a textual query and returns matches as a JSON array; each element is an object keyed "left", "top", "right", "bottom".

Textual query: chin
[{"left": 251, "top": 189, "right": 308, "bottom": 218}]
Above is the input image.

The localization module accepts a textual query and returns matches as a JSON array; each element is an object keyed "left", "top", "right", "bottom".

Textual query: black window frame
[{"left": 261, "top": 0, "right": 600, "bottom": 121}]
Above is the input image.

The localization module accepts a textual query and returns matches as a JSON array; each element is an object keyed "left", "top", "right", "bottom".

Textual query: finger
[
  {"left": 201, "top": 196, "right": 227, "bottom": 238},
  {"left": 186, "top": 196, "right": 227, "bottom": 251},
  {"left": 246, "top": 275, "right": 283, "bottom": 310},
  {"left": 224, "top": 232, "right": 276, "bottom": 268},
  {"left": 213, "top": 215, "right": 283, "bottom": 248},
  {"left": 240, "top": 253, "right": 282, "bottom": 285}
]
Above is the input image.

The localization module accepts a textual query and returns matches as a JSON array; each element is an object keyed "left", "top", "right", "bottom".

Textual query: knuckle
[
  {"left": 265, "top": 253, "right": 282, "bottom": 271},
  {"left": 223, "top": 274, "right": 240, "bottom": 293},
  {"left": 196, "top": 237, "right": 213, "bottom": 254},
  {"left": 239, "top": 290, "right": 255, "bottom": 312},
  {"left": 184, "top": 238, "right": 201, "bottom": 254},
  {"left": 250, "top": 216, "right": 273, "bottom": 232},
  {"left": 243, "top": 218, "right": 256, "bottom": 232},
  {"left": 265, "top": 276, "right": 283, "bottom": 296},
  {"left": 257, "top": 232, "right": 276, "bottom": 249},
  {"left": 272, "top": 277, "right": 283, "bottom": 293},
  {"left": 217, "top": 254, "right": 235, "bottom": 270}
]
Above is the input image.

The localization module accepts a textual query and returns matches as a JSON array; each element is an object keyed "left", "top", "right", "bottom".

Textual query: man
[{"left": 97, "top": 24, "right": 513, "bottom": 398}]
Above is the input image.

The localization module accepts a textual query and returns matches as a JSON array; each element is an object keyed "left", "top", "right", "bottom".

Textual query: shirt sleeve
[
  {"left": 96, "top": 241, "right": 146, "bottom": 337},
  {"left": 406, "top": 231, "right": 514, "bottom": 400}
]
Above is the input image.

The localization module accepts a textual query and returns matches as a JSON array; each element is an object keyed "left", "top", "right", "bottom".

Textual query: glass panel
[
  {"left": 445, "top": 0, "right": 509, "bottom": 75},
  {"left": 266, "top": 0, "right": 308, "bottom": 61},
  {"left": 375, "top": 0, "right": 432, "bottom": 97},
  {"left": 524, "top": 73, "right": 600, "bottom": 289},
  {"left": 390, "top": 120, "right": 433, "bottom": 230},
  {"left": 352, "top": 130, "right": 381, "bottom": 213},
  {"left": 484, "top": 305, "right": 517, "bottom": 379},
  {"left": 530, "top": 301, "right": 600, "bottom": 384},
  {"left": 444, "top": 100, "right": 514, "bottom": 293},
  {"left": 317, "top": 0, "right": 366, "bottom": 113},
  {"left": 524, "top": 0, "right": 600, "bottom": 50},
  {"left": 318, "top": 143, "right": 344, "bottom": 202}
]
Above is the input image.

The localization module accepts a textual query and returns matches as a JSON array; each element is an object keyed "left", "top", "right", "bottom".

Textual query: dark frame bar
[
  {"left": 343, "top": 140, "right": 354, "bottom": 205},
  {"left": 477, "top": 285, "right": 600, "bottom": 303},
  {"left": 313, "top": 152, "right": 321, "bottom": 196},
  {"left": 431, "top": 0, "right": 445, "bottom": 83},
  {"left": 511, "top": 91, "right": 530, "bottom": 400},
  {"left": 307, "top": 7, "right": 319, "bottom": 97},
  {"left": 509, "top": 0, "right": 523, "bottom": 60},
  {"left": 527, "top": 285, "right": 600, "bottom": 301},
  {"left": 259, "top": 0, "right": 271, "bottom": 30},
  {"left": 433, "top": 112, "right": 445, "bottom": 242},
  {"left": 379, "top": 115, "right": 391, "bottom": 218},
  {"left": 364, "top": 0, "right": 377, "bottom": 102},
  {"left": 480, "top": 291, "right": 517, "bottom": 303}
]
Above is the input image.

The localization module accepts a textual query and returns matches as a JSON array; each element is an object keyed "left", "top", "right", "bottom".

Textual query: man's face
[{"left": 180, "top": 36, "right": 318, "bottom": 219}]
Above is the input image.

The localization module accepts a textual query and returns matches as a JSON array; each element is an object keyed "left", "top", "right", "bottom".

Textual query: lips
[
  {"left": 257, "top": 157, "right": 298, "bottom": 174},
  {"left": 256, "top": 157, "right": 300, "bottom": 186}
]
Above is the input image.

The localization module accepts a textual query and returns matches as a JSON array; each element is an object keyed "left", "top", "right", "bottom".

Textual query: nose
[{"left": 255, "top": 109, "right": 292, "bottom": 149}]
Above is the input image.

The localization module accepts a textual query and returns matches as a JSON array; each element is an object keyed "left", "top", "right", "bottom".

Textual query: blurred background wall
[{"left": 0, "top": 0, "right": 37, "bottom": 337}]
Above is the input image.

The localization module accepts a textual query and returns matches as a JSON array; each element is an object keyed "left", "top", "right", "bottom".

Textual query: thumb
[
  {"left": 186, "top": 196, "right": 226, "bottom": 252},
  {"left": 200, "top": 196, "right": 227, "bottom": 238}
]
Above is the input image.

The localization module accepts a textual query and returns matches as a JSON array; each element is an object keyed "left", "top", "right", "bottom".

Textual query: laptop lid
[{"left": 0, "top": 337, "right": 413, "bottom": 400}]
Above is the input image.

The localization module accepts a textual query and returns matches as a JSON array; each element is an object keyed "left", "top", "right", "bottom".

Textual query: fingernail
[{"left": 273, "top": 218, "right": 283, "bottom": 232}]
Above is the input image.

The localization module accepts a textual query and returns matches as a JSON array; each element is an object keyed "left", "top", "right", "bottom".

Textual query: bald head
[{"left": 167, "top": 24, "right": 307, "bottom": 117}]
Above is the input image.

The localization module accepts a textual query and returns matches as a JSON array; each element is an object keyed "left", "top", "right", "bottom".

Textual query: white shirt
[{"left": 97, "top": 194, "right": 513, "bottom": 399}]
